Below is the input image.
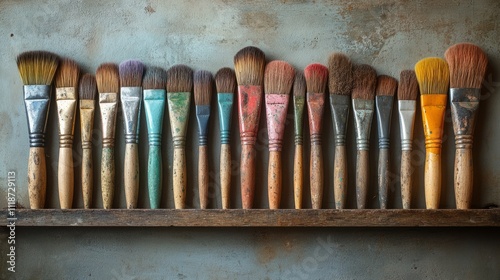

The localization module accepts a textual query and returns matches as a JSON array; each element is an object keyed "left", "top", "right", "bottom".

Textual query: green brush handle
[{"left": 148, "top": 144, "right": 162, "bottom": 209}]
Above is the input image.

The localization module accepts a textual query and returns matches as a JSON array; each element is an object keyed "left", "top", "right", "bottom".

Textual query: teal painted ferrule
[
  {"left": 144, "top": 89, "right": 166, "bottom": 146},
  {"left": 196, "top": 105, "right": 210, "bottom": 146},
  {"left": 217, "top": 93, "right": 234, "bottom": 145}
]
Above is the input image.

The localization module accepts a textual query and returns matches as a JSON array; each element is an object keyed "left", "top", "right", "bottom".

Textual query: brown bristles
[
  {"left": 264, "top": 60, "right": 295, "bottom": 95},
  {"left": 215, "top": 67, "right": 236, "bottom": 94},
  {"left": 304, "top": 63, "right": 328, "bottom": 93},
  {"left": 194, "top": 70, "right": 213, "bottom": 106},
  {"left": 414, "top": 57, "right": 449, "bottom": 95},
  {"left": 234, "top": 46, "right": 265, "bottom": 86},
  {"left": 328, "top": 52, "right": 353, "bottom": 95},
  {"left": 96, "top": 63, "right": 119, "bottom": 93},
  {"left": 55, "top": 58, "right": 80, "bottom": 88},
  {"left": 16, "top": 51, "right": 59, "bottom": 85},
  {"left": 352, "top": 64, "right": 377, "bottom": 100},
  {"left": 79, "top": 74, "right": 97, "bottom": 100},
  {"left": 119, "top": 60, "right": 144, "bottom": 87},
  {"left": 142, "top": 67, "right": 167, "bottom": 90},
  {"left": 293, "top": 71, "right": 306, "bottom": 97},
  {"left": 376, "top": 75, "right": 397, "bottom": 97},
  {"left": 166, "top": 64, "right": 193, "bottom": 93},
  {"left": 445, "top": 43, "right": 488, "bottom": 89},
  {"left": 397, "top": 70, "right": 419, "bottom": 100}
]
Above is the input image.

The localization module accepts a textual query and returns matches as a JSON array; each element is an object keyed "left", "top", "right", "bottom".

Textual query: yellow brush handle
[
  {"left": 124, "top": 143, "right": 139, "bottom": 209},
  {"left": 268, "top": 151, "right": 282, "bottom": 209},
  {"left": 293, "top": 144, "right": 303, "bottom": 209},
  {"left": 425, "top": 152, "right": 441, "bottom": 209},
  {"left": 400, "top": 150, "right": 412, "bottom": 209},
  {"left": 310, "top": 144, "right": 323, "bottom": 209},
  {"left": 173, "top": 148, "right": 186, "bottom": 209},
  {"left": 199, "top": 145, "right": 209, "bottom": 209},
  {"left": 58, "top": 147, "right": 74, "bottom": 209},
  {"left": 333, "top": 145, "right": 347, "bottom": 209},
  {"left": 455, "top": 148, "right": 473, "bottom": 209},
  {"left": 82, "top": 148, "right": 93, "bottom": 209},
  {"left": 220, "top": 144, "right": 231, "bottom": 209},
  {"left": 28, "top": 147, "right": 46, "bottom": 209}
]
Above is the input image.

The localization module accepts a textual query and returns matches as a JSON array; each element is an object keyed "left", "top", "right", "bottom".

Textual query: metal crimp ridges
[
  {"left": 379, "top": 138, "right": 390, "bottom": 149},
  {"left": 220, "top": 130, "right": 230, "bottom": 145},
  {"left": 401, "top": 139, "right": 413, "bottom": 151},
  {"left": 455, "top": 135, "right": 473, "bottom": 149},
  {"left": 310, "top": 134, "right": 321, "bottom": 146},
  {"left": 356, "top": 139, "right": 369, "bottom": 151},
  {"left": 125, "top": 134, "right": 139, "bottom": 144},
  {"left": 173, "top": 136, "right": 185, "bottom": 148},
  {"left": 59, "top": 135, "right": 73, "bottom": 148},
  {"left": 335, "top": 135, "right": 346, "bottom": 146},
  {"left": 199, "top": 135, "right": 208, "bottom": 146},
  {"left": 102, "top": 138, "right": 115, "bottom": 148},
  {"left": 29, "top": 133, "right": 45, "bottom": 147},
  {"left": 294, "top": 135, "right": 303, "bottom": 146},
  {"left": 148, "top": 133, "right": 161, "bottom": 146}
]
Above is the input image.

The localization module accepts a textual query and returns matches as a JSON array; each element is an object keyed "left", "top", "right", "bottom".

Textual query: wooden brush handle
[
  {"left": 101, "top": 147, "right": 115, "bottom": 209},
  {"left": 310, "top": 144, "right": 323, "bottom": 209},
  {"left": 400, "top": 150, "right": 412, "bottom": 209},
  {"left": 124, "top": 143, "right": 139, "bottom": 209},
  {"left": 378, "top": 148, "right": 389, "bottom": 209},
  {"left": 220, "top": 144, "right": 231, "bottom": 209},
  {"left": 268, "top": 151, "right": 282, "bottom": 209},
  {"left": 241, "top": 144, "right": 256, "bottom": 209},
  {"left": 455, "top": 148, "right": 473, "bottom": 209},
  {"left": 199, "top": 145, "right": 209, "bottom": 209},
  {"left": 356, "top": 150, "right": 369, "bottom": 209},
  {"left": 293, "top": 144, "right": 303, "bottom": 209},
  {"left": 147, "top": 145, "right": 162, "bottom": 209},
  {"left": 82, "top": 148, "right": 93, "bottom": 209},
  {"left": 424, "top": 151, "right": 441, "bottom": 209},
  {"left": 28, "top": 147, "right": 46, "bottom": 209},
  {"left": 173, "top": 148, "right": 186, "bottom": 209},
  {"left": 333, "top": 145, "right": 347, "bottom": 209},
  {"left": 58, "top": 147, "right": 74, "bottom": 209}
]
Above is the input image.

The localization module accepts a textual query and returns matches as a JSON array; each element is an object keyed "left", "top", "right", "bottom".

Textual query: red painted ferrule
[
  {"left": 238, "top": 85, "right": 263, "bottom": 146},
  {"left": 265, "top": 93, "right": 290, "bottom": 152}
]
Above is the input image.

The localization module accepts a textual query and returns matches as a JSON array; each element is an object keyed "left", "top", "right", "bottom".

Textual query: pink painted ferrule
[
  {"left": 265, "top": 93, "right": 290, "bottom": 152},
  {"left": 238, "top": 85, "right": 263, "bottom": 146},
  {"left": 307, "top": 92, "right": 325, "bottom": 145}
]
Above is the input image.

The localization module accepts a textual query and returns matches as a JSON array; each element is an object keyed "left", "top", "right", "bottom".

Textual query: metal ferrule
[
  {"left": 352, "top": 99, "right": 374, "bottom": 151},
  {"left": 450, "top": 88, "right": 481, "bottom": 149},
  {"left": 80, "top": 100, "right": 95, "bottom": 149},
  {"left": 293, "top": 95, "right": 305, "bottom": 145},
  {"left": 217, "top": 93, "right": 233, "bottom": 145},
  {"left": 167, "top": 92, "right": 191, "bottom": 149},
  {"left": 23, "top": 85, "right": 51, "bottom": 147},
  {"left": 121, "top": 87, "right": 142, "bottom": 144},
  {"left": 329, "top": 94, "right": 350, "bottom": 146},
  {"left": 196, "top": 105, "right": 210, "bottom": 146},
  {"left": 398, "top": 100, "right": 416, "bottom": 151},
  {"left": 99, "top": 92, "right": 118, "bottom": 148},
  {"left": 144, "top": 89, "right": 165, "bottom": 147},
  {"left": 376, "top": 95, "right": 394, "bottom": 149},
  {"left": 56, "top": 87, "right": 77, "bottom": 148}
]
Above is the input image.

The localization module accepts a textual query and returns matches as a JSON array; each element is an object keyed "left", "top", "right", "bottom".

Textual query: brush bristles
[
  {"left": 398, "top": 70, "right": 419, "bottom": 100},
  {"left": 352, "top": 64, "right": 377, "bottom": 100},
  {"left": 96, "top": 63, "right": 119, "bottom": 93},
  {"left": 55, "top": 58, "right": 80, "bottom": 88},
  {"left": 16, "top": 51, "right": 59, "bottom": 85},
  {"left": 376, "top": 75, "right": 397, "bottom": 96},
  {"left": 264, "top": 60, "right": 295, "bottom": 95},
  {"left": 119, "top": 60, "right": 144, "bottom": 87},
  {"left": 142, "top": 67, "right": 167, "bottom": 90},
  {"left": 328, "top": 52, "right": 353, "bottom": 95},
  {"left": 293, "top": 71, "right": 306, "bottom": 97},
  {"left": 234, "top": 46, "right": 265, "bottom": 86},
  {"left": 304, "top": 63, "right": 328, "bottom": 93},
  {"left": 415, "top": 57, "right": 450, "bottom": 95},
  {"left": 166, "top": 64, "right": 193, "bottom": 93},
  {"left": 215, "top": 67, "right": 236, "bottom": 94},
  {"left": 79, "top": 74, "right": 97, "bottom": 100},
  {"left": 194, "top": 70, "right": 213, "bottom": 106},
  {"left": 445, "top": 43, "right": 488, "bottom": 89}
]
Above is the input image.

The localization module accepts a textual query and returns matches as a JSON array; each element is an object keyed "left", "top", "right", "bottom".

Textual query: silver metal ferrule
[
  {"left": 450, "top": 88, "right": 481, "bottom": 149},
  {"left": 398, "top": 100, "right": 416, "bottom": 151},
  {"left": 330, "top": 94, "right": 350, "bottom": 146},
  {"left": 23, "top": 85, "right": 51, "bottom": 147},
  {"left": 99, "top": 92, "right": 118, "bottom": 148},
  {"left": 352, "top": 99, "right": 374, "bottom": 151},
  {"left": 121, "top": 87, "right": 142, "bottom": 144},
  {"left": 376, "top": 95, "right": 394, "bottom": 149},
  {"left": 56, "top": 87, "right": 77, "bottom": 148}
]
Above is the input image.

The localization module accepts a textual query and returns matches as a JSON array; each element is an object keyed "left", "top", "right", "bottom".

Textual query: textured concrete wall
[{"left": 0, "top": 0, "right": 499, "bottom": 279}]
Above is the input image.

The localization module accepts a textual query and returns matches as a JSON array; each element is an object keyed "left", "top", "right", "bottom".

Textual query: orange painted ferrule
[
  {"left": 238, "top": 85, "right": 263, "bottom": 146},
  {"left": 421, "top": 94, "right": 447, "bottom": 154}
]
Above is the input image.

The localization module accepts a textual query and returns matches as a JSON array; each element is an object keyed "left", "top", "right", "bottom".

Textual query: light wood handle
[
  {"left": 454, "top": 148, "right": 473, "bottom": 209},
  {"left": 28, "top": 147, "right": 46, "bottom": 209},
  {"left": 268, "top": 151, "right": 282, "bottom": 209},
  {"left": 82, "top": 148, "right": 93, "bottom": 209},
  {"left": 293, "top": 144, "right": 303, "bottom": 209},
  {"left": 101, "top": 147, "right": 115, "bottom": 209},
  {"left": 199, "top": 145, "right": 209, "bottom": 209},
  {"left": 241, "top": 144, "right": 256, "bottom": 209},
  {"left": 58, "top": 147, "right": 74, "bottom": 209},
  {"left": 378, "top": 148, "right": 389, "bottom": 209},
  {"left": 400, "top": 150, "right": 412, "bottom": 209},
  {"left": 124, "top": 143, "right": 139, "bottom": 209},
  {"left": 424, "top": 151, "right": 441, "bottom": 209},
  {"left": 356, "top": 150, "right": 369, "bottom": 209},
  {"left": 310, "top": 144, "right": 323, "bottom": 209},
  {"left": 220, "top": 144, "right": 231, "bottom": 209},
  {"left": 173, "top": 148, "right": 186, "bottom": 209},
  {"left": 147, "top": 145, "right": 162, "bottom": 209},
  {"left": 333, "top": 145, "right": 347, "bottom": 209}
]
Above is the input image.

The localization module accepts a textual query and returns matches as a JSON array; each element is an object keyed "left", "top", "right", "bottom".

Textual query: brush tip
[
  {"left": 264, "top": 60, "right": 295, "bottom": 95},
  {"left": 119, "top": 59, "right": 144, "bottom": 87},
  {"left": 55, "top": 58, "right": 80, "bottom": 88},
  {"left": 415, "top": 57, "right": 450, "bottom": 95},
  {"left": 352, "top": 64, "right": 377, "bottom": 100},
  {"left": 293, "top": 71, "right": 306, "bottom": 98},
  {"left": 96, "top": 63, "right": 119, "bottom": 93},
  {"left": 376, "top": 75, "right": 397, "bottom": 97},
  {"left": 215, "top": 67, "right": 236, "bottom": 94},
  {"left": 142, "top": 67, "right": 167, "bottom": 90},
  {"left": 304, "top": 63, "right": 328, "bottom": 93},
  {"left": 445, "top": 43, "right": 488, "bottom": 89},
  {"left": 16, "top": 50, "right": 59, "bottom": 85},
  {"left": 79, "top": 73, "right": 97, "bottom": 100},
  {"left": 234, "top": 46, "right": 266, "bottom": 86},
  {"left": 194, "top": 70, "right": 213, "bottom": 106},
  {"left": 166, "top": 64, "right": 193, "bottom": 93},
  {"left": 328, "top": 52, "right": 353, "bottom": 95},
  {"left": 397, "top": 70, "right": 419, "bottom": 100}
]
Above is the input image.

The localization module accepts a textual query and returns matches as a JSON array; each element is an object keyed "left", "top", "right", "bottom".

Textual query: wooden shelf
[{"left": 1, "top": 209, "right": 499, "bottom": 227}]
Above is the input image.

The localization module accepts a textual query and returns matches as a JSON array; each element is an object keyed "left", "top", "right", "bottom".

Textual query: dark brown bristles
[
  {"left": 414, "top": 58, "right": 449, "bottom": 95},
  {"left": 119, "top": 60, "right": 144, "bottom": 87},
  {"left": 328, "top": 53, "right": 353, "bottom": 95},
  {"left": 445, "top": 43, "right": 488, "bottom": 89},
  {"left": 194, "top": 70, "right": 213, "bottom": 106},
  {"left": 166, "top": 64, "right": 193, "bottom": 93},
  {"left": 264, "top": 60, "right": 295, "bottom": 95},
  {"left": 352, "top": 64, "right": 377, "bottom": 100},
  {"left": 55, "top": 58, "right": 80, "bottom": 88},
  {"left": 16, "top": 51, "right": 59, "bottom": 85},
  {"left": 376, "top": 75, "right": 397, "bottom": 97},
  {"left": 215, "top": 67, "right": 236, "bottom": 94},
  {"left": 234, "top": 46, "right": 266, "bottom": 86},
  {"left": 96, "top": 63, "right": 119, "bottom": 93},
  {"left": 304, "top": 63, "right": 328, "bottom": 93},
  {"left": 397, "top": 70, "right": 419, "bottom": 100},
  {"left": 142, "top": 67, "right": 167, "bottom": 90},
  {"left": 79, "top": 74, "right": 97, "bottom": 100},
  {"left": 293, "top": 71, "right": 306, "bottom": 97}
]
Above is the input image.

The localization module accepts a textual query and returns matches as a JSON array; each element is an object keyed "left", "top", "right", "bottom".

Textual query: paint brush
[
  {"left": 328, "top": 53, "right": 353, "bottom": 209},
  {"left": 54, "top": 58, "right": 80, "bottom": 209},
  {"left": 234, "top": 46, "right": 266, "bottom": 209},
  {"left": 167, "top": 65, "right": 193, "bottom": 209},
  {"left": 292, "top": 71, "right": 306, "bottom": 209},
  {"left": 352, "top": 64, "right": 377, "bottom": 209},
  {"left": 397, "top": 70, "right": 419, "bottom": 209},
  {"left": 16, "top": 51, "right": 59, "bottom": 209},
  {"left": 119, "top": 60, "right": 144, "bottom": 209},
  {"left": 194, "top": 70, "right": 214, "bottom": 209},
  {"left": 375, "top": 75, "right": 397, "bottom": 209},
  {"left": 79, "top": 74, "right": 97, "bottom": 209},
  {"left": 215, "top": 68, "right": 236, "bottom": 209},
  {"left": 415, "top": 57, "right": 450, "bottom": 209},
  {"left": 96, "top": 63, "right": 119, "bottom": 209},
  {"left": 445, "top": 43, "right": 488, "bottom": 209},
  {"left": 305, "top": 63, "right": 328, "bottom": 209},
  {"left": 264, "top": 60, "right": 295, "bottom": 209},
  {"left": 143, "top": 67, "right": 167, "bottom": 209}
]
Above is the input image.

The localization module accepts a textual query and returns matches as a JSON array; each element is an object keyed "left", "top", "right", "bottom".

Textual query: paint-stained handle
[
  {"left": 424, "top": 151, "right": 441, "bottom": 209},
  {"left": 82, "top": 148, "right": 93, "bottom": 209},
  {"left": 356, "top": 150, "right": 369, "bottom": 209},
  {"left": 173, "top": 148, "right": 186, "bottom": 209},
  {"left": 101, "top": 147, "right": 115, "bottom": 209},
  {"left": 28, "top": 147, "right": 46, "bottom": 209},
  {"left": 199, "top": 145, "right": 209, "bottom": 209},
  {"left": 268, "top": 151, "right": 282, "bottom": 209},
  {"left": 148, "top": 145, "right": 162, "bottom": 209},
  {"left": 400, "top": 150, "right": 412, "bottom": 209},
  {"left": 333, "top": 145, "right": 347, "bottom": 209},
  {"left": 241, "top": 144, "right": 256, "bottom": 209},
  {"left": 124, "top": 143, "right": 139, "bottom": 209},
  {"left": 455, "top": 148, "right": 473, "bottom": 209},
  {"left": 310, "top": 144, "right": 323, "bottom": 209},
  {"left": 58, "top": 147, "right": 74, "bottom": 209},
  {"left": 378, "top": 148, "right": 389, "bottom": 209},
  {"left": 220, "top": 144, "right": 231, "bottom": 209},
  {"left": 293, "top": 144, "right": 303, "bottom": 209}
]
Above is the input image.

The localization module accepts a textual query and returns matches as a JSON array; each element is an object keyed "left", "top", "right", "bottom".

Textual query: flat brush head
[
  {"left": 79, "top": 74, "right": 97, "bottom": 100},
  {"left": 376, "top": 75, "right": 397, "bottom": 96},
  {"left": 304, "top": 63, "right": 328, "bottom": 93},
  {"left": 142, "top": 67, "right": 167, "bottom": 90},
  {"left": 55, "top": 58, "right": 80, "bottom": 88},
  {"left": 264, "top": 60, "right": 295, "bottom": 95},
  {"left": 96, "top": 63, "right": 119, "bottom": 93},
  {"left": 166, "top": 64, "right": 193, "bottom": 93},
  {"left": 119, "top": 60, "right": 144, "bottom": 87},
  {"left": 293, "top": 71, "right": 306, "bottom": 98},
  {"left": 194, "top": 70, "right": 213, "bottom": 106},
  {"left": 234, "top": 46, "right": 265, "bottom": 86},
  {"left": 397, "top": 70, "right": 419, "bottom": 100},
  {"left": 16, "top": 50, "right": 59, "bottom": 85},
  {"left": 445, "top": 43, "right": 488, "bottom": 89},
  {"left": 215, "top": 67, "right": 236, "bottom": 94},
  {"left": 328, "top": 52, "right": 353, "bottom": 95},
  {"left": 352, "top": 64, "right": 377, "bottom": 100},
  {"left": 414, "top": 57, "right": 449, "bottom": 95}
]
